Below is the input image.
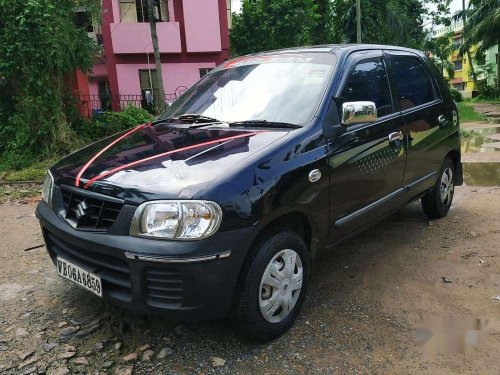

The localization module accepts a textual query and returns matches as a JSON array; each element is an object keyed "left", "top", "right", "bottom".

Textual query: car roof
[{"left": 244, "top": 44, "right": 424, "bottom": 57}]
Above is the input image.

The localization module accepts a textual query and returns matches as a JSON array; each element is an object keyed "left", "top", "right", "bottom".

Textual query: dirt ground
[{"left": 0, "top": 185, "right": 499, "bottom": 375}]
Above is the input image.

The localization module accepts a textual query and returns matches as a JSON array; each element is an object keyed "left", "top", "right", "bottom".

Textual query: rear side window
[
  {"left": 340, "top": 59, "right": 393, "bottom": 117},
  {"left": 390, "top": 56, "right": 436, "bottom": 109}
]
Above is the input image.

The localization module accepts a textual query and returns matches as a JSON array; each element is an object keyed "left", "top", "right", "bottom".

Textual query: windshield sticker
[
  {"left": 223, "top": 54, "right": 314, "bottom": 69},
  {"left": 304, "top": 67, "right": 330, "bottom": 85}
]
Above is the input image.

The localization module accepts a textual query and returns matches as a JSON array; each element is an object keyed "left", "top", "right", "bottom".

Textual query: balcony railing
[{"left": 76, "top": 87, "right": 187, "bottom": 117}]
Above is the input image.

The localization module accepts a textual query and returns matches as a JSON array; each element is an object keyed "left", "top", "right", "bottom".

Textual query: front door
[{"left": 326, "top": 52, "right": 407, "bottom": 243}]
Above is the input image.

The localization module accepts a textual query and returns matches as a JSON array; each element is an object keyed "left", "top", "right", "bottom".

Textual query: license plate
[{"left": 56, "top": 257, "right": 102, "bottom": 297}]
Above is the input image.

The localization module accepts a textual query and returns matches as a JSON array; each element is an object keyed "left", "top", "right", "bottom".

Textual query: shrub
[
  {"left": 78, "top": 105, "right": 153, "bottom": 141},
  {"left": 450, "top": 88, "right": 463, "bottom": 102},
  {"left": 476, "top": 82, "right": 500, "bottom": 100},
  {"left": 0, "top": 0, "right": 100, "bottom": 167}
]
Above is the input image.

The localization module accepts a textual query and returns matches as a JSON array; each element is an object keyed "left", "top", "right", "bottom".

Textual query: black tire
[
  {"left": 421, "top": 157, "right": 455, "bottom": 219},
  {"left": 232, "top": 228, "right": 310, "bottom": 342}
]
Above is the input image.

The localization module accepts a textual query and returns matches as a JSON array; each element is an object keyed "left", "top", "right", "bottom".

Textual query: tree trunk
[
  {"left": 462, "top": 0, "right": 478, "bottom": 92},
  {"left": 148, "top": 0, "right": 166, "bottom": 112}
]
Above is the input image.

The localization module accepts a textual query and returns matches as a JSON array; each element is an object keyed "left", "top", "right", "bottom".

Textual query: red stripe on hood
[
  {"left": 82, "top": 131, "right": 262, "bottom": 189},
  {"left": 75, "top": 123, "right": 148, "bottom": 187}
]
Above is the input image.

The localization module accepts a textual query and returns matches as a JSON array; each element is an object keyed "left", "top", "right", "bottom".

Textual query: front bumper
[{"left": 36, "top": 201, "right": 255, "bottom": 320}]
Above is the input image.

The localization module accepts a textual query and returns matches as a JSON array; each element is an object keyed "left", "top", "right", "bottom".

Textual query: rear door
[
  {"left": 327, "top": 51, "right": 407, "bottom": 243},
  {"left": 385, "top": 51, "right": 449, "bottom": 195}
]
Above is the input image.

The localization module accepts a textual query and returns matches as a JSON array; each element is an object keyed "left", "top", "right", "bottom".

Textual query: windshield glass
[{"left": 158, "top": 53, "right": 336, "bottom": 126}]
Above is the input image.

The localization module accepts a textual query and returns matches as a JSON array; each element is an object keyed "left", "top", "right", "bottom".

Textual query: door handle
[
  {"left": 388, "top": 131, "right": 403, "bottom": 143},
  {"left": 438, "top": 115, "right": 446, "bottom": 126}
]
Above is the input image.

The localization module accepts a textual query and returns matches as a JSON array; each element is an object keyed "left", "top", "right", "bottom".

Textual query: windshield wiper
[
  {"left": 152, "top": 114, "right": 223, "bottom": 126},
  {"left": 176, "top": 114, "right": 222, "bottom": 123},
  {"left": 228, "top": 120, "right": 301, "bottom": 129}
]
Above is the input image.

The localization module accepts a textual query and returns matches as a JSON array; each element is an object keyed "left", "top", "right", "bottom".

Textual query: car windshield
[{"left": 157, "top": 53, "right": 336, "bottom": 126}]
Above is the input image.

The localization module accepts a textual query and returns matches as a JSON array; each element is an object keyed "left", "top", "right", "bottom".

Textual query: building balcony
[{"left": 110, "top": 21, "right": 182, "bottom": 54}]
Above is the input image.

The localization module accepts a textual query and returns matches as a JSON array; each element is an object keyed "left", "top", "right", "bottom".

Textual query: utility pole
[
  {"left": 356, "top": 0, "right": 361, "bottom": 44},
  {"left": 148, "top": 0, "right": 166, "bottom": 111}
]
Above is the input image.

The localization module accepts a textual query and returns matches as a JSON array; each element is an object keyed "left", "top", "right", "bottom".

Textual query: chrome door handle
[
  {"left": 438, "top": 115, "right": 446, "bottom": 125},
  {"left": 388, "top": 131, "right": 403, "bottom": 143}
]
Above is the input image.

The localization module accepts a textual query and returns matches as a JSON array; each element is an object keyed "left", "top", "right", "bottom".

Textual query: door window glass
[
  {"left": 390, "top": 56, "right": 436, "bottom": 109},
  {"left": 340, "top": 59, "right": 393, "bottom": 118}
]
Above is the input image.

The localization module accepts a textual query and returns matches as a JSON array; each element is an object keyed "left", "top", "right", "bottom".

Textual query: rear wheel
[
  {"left": 232, "top": 229, "right": 310, "bottom": 341},
  {"left": 421, "top": 157, "right": 455, "bottom": 219}
]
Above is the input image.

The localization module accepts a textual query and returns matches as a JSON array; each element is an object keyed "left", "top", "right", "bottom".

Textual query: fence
[{"left": 77, "top": 86, "right": 188, "bottom": 117}]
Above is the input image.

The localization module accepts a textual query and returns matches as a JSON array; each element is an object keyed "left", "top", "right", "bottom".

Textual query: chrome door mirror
[{"left": 341, "top": 101, "right": 377, "bottom": 126}]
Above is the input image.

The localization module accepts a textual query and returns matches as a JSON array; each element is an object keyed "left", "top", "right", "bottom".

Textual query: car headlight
[
  {"left": 42, "top": 171, "right": 54, "bottom": 205},
  {"left": 130, "top": 200, "right": 223, "bottom": 240}
]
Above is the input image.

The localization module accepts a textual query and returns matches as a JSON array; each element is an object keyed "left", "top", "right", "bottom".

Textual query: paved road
[{"left": 1, "top": 186, "right": 499, "bottom": 374}]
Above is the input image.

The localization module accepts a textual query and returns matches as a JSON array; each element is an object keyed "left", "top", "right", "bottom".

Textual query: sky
[
  {"left": 231, "top": 0, "right": 241, "bottom": 14},
  {"left": 230, "top": 0, "right": 467, "bottom": 18},
  {"left": 449, "top": 0, "right": 467, "bottom": 13}
]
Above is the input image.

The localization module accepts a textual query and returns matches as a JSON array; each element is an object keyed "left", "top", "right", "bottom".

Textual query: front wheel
[
  {"left": 232, "top": 229, "right": 310, "bottom": 341},
  {"left": 421, "top": 157, "right": 455, "bottom": 219}
]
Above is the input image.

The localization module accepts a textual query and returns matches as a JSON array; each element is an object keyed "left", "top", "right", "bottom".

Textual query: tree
[
  {"left": 312, "top": 0, "right": 330, "bottom": 45},
  {"left": 330, "top": 0, "right": 442, "bottom": 49},
  {"left": 230, "top": 0, "right": 321, "bottom": 56},
  {"left": 0, "top": 0, "right": 100, "bottom": 168},
  {"left": 455, "top": 0, "right": 500, "bottom": 89},
  {"left": 230, "top": 0, "right": 452, "bottom": 57},
  {"left": 425, "top": 32, "right": 456, "bottom": 79}
]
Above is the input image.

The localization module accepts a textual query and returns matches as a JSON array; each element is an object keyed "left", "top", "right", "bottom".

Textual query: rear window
[{"left": 390, "top": 56, "right": 436, "bottom": 110}]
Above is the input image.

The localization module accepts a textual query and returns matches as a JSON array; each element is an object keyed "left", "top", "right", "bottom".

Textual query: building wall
[
  {"left": 484, "top": 46, "right": 500, "bottom": 86},
  {"left": 115, "top": 62, "right": 216, "bottom": 95},
  {"left": 84, "top": 0, "right": 230, "bottom": 112},
  {"left": 448, "top": 39, "right": 479, "bottom": 96},
  {"left": 183, "top": 0, "right": 222, "bottom": 52},
  {"left": 110, "top": 22, "right": 182, "bottom": 54},
  {"left": 89, "top": 81, "right": 99, "bottom": 97},
  {"left": 433, "top": 21, "right": 498, "bottom": 97}
]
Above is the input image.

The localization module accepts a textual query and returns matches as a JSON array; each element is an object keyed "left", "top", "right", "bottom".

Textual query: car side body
[{"left": 36, "top": 44, "right": 462, "bottom": 338}]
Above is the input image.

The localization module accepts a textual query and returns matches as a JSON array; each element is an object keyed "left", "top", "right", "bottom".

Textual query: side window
[
  {"left": 390, "top": 56, "right": 436, "bottom": 110},
  {"left": 340, "top": 59, "right": 393, "bottom": 118}
]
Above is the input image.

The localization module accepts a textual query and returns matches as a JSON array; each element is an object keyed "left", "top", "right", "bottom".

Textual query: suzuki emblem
[{"left": 75, "top": 201, "right": 91, "bottom": 219}]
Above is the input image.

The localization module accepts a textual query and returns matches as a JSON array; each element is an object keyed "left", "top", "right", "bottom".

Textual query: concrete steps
[{"left": 484, "top": 112, "right": 500, "bottom": 124}]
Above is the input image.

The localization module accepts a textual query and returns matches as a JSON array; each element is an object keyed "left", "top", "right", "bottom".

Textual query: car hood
[{"left": 51, "top": 123, "right": 289, "bottom": 202}]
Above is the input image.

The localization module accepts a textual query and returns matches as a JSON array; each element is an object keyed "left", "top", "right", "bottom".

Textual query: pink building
[{"left": 75, "top": 0, "right": 230, "bottom": 114}]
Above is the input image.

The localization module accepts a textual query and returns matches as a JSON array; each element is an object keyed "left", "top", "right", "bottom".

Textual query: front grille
[
  {"left": 145, "top": 266, "right": 184, "bottom": 308},
  {"left": 60, "top": 186, "right": 123, "bottom": 231},
  {"left": 44, "top": 231, "right": 132, "bottom": 302}
]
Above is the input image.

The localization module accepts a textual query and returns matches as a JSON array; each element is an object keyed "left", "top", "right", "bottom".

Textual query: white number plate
[{"left": 57, "top": 257, "right": 102, "bottom": 297}]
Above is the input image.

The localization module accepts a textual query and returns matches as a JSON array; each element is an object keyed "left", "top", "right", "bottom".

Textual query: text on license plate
[{"left": 57, "top": 257, "right": 102, "bottom": 297}]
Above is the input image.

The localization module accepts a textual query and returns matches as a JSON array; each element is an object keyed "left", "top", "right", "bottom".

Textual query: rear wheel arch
[{"left": 445, "top": 149, "right": 462, "bottom": 185}]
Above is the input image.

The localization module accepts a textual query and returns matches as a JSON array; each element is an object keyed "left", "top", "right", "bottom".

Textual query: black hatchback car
[{"left": 37, "top": 44, "right": 462, "bottom": 340}]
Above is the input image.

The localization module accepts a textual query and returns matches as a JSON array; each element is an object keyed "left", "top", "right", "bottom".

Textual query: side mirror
[{"left": 341, "top": 101, "right": 377, "bottom": 126}]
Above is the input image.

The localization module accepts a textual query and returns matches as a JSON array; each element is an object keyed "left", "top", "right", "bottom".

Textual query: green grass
[
  {"left": 0, "top": 159, "right": 56, "bottom": 182},
  {"left": 466, "top": 97, "right": 500, "bottom": 104},
  {"left": 458, "top": 102, "right": 484, "bottom": 123},
  {"left": 459, "top": 128, "right": 480, "bottom": 139},
  {"left": 0, "top": 185, "right": 41, "bottom": 204}
]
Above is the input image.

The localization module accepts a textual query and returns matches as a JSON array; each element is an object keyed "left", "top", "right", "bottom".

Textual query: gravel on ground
[{"left": 1, "top": 186, "right": 499, "bottom": 374}]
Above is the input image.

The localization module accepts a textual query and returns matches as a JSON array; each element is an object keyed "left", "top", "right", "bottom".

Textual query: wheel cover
[
  {"left": 440, "top": 167, "right": 454, "bottom": 206},
  {"left": 259, "top": 249, "right": 303, "bottom": 323}
]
